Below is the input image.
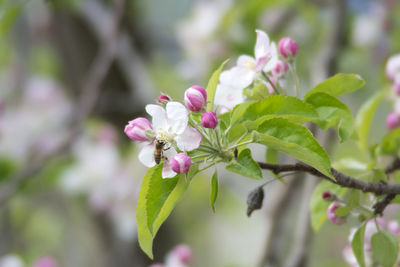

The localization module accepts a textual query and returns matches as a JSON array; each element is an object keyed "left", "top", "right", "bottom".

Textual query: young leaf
[
  {"left": 253, "top": 118, "right": 333, "bottom": 178},
  {"left": 206, "top": 59, "right": 229, "bottom": 111},
  {"left": 371, "top": 230, "right": 399, "bottom": 267},
  {"left": 210, "top": 169, "right": 218, "bottom": 212},
  {"left": 355, "top": 90, "right": 384, "bottom": 151},
  {"left": 304, "top": 73, "right": 365, "bottom": 99},
  {"left": 380, "top": 128, "right": 400, "bottom": 155},
  {"left": 335, "top": 206, "right": 352, "bottom": 217},
  {"left": 265, "top": 148, "right": 278, "bottom": 164},
  {"left": 310, "top": 180, "right": 346, "bottom": 231},
  {"left": 226, "top": 148, "right": 263, "bottom": 180},
  {"left": 230, "top": 95, "right": 318, "bottom": 126},
  {"left": 305, "top": 92, "right": 354, "bottom": 142},
  {"left": 137, "top": 164, "right": 187, "bottom": 259},
  {"left": 352, "top": 223, "right": 366, "bottom": 267}
]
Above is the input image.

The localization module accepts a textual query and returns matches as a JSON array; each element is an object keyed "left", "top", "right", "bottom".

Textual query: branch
[{"left": 257, "top": 161, "right": 400, "bottom": 195}]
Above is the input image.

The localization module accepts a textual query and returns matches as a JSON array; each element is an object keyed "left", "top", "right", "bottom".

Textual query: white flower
[
  {"left": 214, "top": 30, "right": 278, "bottom": 112},
  {"left": 138, "top": 102, "right": 202, "bottom": 178}
]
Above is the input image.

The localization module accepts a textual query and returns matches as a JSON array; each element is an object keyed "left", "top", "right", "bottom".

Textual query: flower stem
[
  {"left": 227, "top": 140, "right": 253, "bottom": 150},
  {"left": 262, "top": 71, "right": 280, "bottom": 95},
  {"left": 198, "top": 160, "right": 223, "bottom": 172},
  {"left": 288, "top": 61, "right": 300, "bottom": 97}
]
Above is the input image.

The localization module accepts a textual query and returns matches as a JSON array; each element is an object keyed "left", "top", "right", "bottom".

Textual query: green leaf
[
  {"left": 253, "top": 118, "right": 333, "bottom": 178},
  {"left": 371, "top": 230, "right": 399, "bottom": 267},
  {"left": 347, "top": 189, "right": 361, "bottom": 207},
  {"left": 305, "top": 92, "right": 354, "bottom": 142},
  {"left": 304, "top": 73, "right": 365, "bottom": 99},
  {"left": 310, "top": 180, "right": 346, "bottom": 231},
  {"left": 210, "top": 169, "right": 218, "bottom": 212},
  {"left": 137, "top": 164, "right": 187, "bottom": 259},
  {"left": 226, "top": 148, "right": 262, "bottom": 180},
  {"left": 230, "top": 95, "right": 318, "bottom": 126},
  {"left": 380, "top": 128, "right": 400, "bottom": 155},
  {"left": 335, "top": 206, "right": 352, "bottom": 217},
  {"left": 352, "top": 223, "right": 366, "bottom": 267},
  {"left": 355, "top": 90, "right": 385, "bottom": 151},
  {"left": 206, "top": 59, "right": 229, "bottom": 111},
  {"left": 265, "top": 148, "right": 278, "bottom": 164}
]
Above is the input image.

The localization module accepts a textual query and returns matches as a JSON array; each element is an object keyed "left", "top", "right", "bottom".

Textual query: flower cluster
[
  {"left": 343, "top": 218, "right": 400, "bottom": 266},
  {"left": 214, "top": 30, "right": 298, "bottom": 112},
  {"left": 125, "top": 86, "right": 220, "bottom": 178},
  {"left": 386, "top": 54, "right": 400, "bottom": 130}
]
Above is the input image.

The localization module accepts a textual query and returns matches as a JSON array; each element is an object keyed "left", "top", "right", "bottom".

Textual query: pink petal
[{"left": 162, "top": 160, "right": 177, "bottom": 178}]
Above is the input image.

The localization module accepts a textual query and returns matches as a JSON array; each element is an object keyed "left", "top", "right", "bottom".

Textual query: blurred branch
[
  {"left": 79, "top": 0, "right": 156, "bottom": 106},
  {"left": 0, "top": 0, "right": 126, "bottom": 206}
]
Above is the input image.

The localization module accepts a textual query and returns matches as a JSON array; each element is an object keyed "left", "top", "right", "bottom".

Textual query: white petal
[
  {"left": 175, "top": 127, "right": 202, "bottom": 151},
  {"left": 162, "top": 160, "right": 177, "bottom": 178},
  {"left": 237, "top": 55, "right": 256, "bottom": 69},
  {"left": 263, "top": 42, "right": 278, "bottom": 73},
  {"left": 220, "top": 67, "right": 255, "bottom": 89},
  {"left": 254, "top": 30, "right": 270, "bottom": 61},
  {"left": 138, "top": 144, "right": 156, "bottom": 167},
  {"left": 145, "top": 104, "right": 167, "bottom": 132},
  {"left": 166, "top": 102, "right": 188, "bottom": 135},
  {"left": 163, "top": 146, "right": 177, "bottom": 160},
  {"left": 214, "top": 84, "right": 245, "bottom": 111}
]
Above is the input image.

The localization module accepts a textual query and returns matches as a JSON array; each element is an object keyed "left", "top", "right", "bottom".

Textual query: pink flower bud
[
  {"left": 170, "top": 153, "right": 192, "bottom": 174},
  {"left": 278, "top": 37, "right": 298, "bottom": 58},
  {"left": 272, "top": 60, "right": 289, "bottom": 77},
  {"left": 327, "top": 202, "right": 346, "bottom": 225},
  {"left": 149, "top": 264, "right": 164, "bottom": 267},
  {"left": 388, "top": 220, "right": 400, "bottom": 235},
  {"left": 322, "top": 190, "right": 333, "bottom": 201},
  {"left": 171, "top": 244, "right": 193, "bottom": 264},
  {"left": 184, "top": 85, "right": 207, "bottom": 112},
  {"left": 124, "top": 117, "right": 153, "bottom": 141},
  {"left": 33, "top": 257, "right": 57, "bottom": 267},
  {"left": 386, "top": 112, "right": 400, "bottom": 130},
  {"left": 157, "top": 94, "right": 171, "bottom": 104},
  {"left": 386, "top": 54, "right": 400, "bottom": 81},
  {"left": 201, "top": 111, "right": 218, "bottom": 129}
]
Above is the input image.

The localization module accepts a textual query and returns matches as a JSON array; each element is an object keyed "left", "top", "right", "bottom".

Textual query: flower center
[
  {"left": 243, "top": 60, "right": 255, "bottom": 70},
  {"left": 156, "top": 130, "right": 175, "bottom": 143}
]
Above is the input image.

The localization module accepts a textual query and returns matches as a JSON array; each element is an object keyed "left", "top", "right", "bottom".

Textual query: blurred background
[{"left": 0, "top": 0, "right": 399, "bottom": 266}]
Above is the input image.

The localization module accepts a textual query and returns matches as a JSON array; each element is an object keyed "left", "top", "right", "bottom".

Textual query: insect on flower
[{"left": 153, "top": 139, "right": 171, "bottom": 164}]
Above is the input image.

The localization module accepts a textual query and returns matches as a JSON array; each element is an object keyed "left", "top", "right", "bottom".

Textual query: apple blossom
[
  {"left": 184, "top": 85, "right": 207, "bottom": 111},
  {"left": 201, "top": 111, "right": 218, "bottom": 129},
  {"left": 278, "top": 37, "right": 298, "bottom": 59},
  {"left": 386, "top": 112, "right": 400, "bottom": 130},
  {"left": 165, "top": 244, "right": 193, "bottom": 267},
  {"left": 388, "top": 220, "right": 400, "bottom": 235},
  {"left": 33, "top": 257, "right": 57, "bottom": 267},
  {"left": 138, "top": 102, "right": 201, "bottom": 178},
  {"left": 214, "top": 30, "right": 278, "bottom": 111},
  {"left": 170, "top": 153, "right": 192, "bottom": 174},
  {"left": 158, "top": 94, "right": 171, "bottom": 104},
  {"left": 326, "top": 202, "right": 346, "bottom": 225},
  {"left": 124, "top": 117, "right": 153, "bottom": 141},
  {"left": 272, "top": 60, "right": 289, "bottom": 77},
  {"left": 394, "top": 77, "right": 400, "bottom": 95},
  {"left": 386, "top": 54, "right": 400, "bottom": 80}
]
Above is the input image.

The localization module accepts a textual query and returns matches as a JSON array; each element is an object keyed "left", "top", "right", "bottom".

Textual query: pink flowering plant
[{"left": 125, "top": 29, "right": 400, "bottom": 265}]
